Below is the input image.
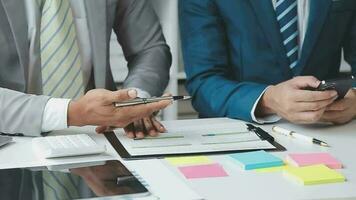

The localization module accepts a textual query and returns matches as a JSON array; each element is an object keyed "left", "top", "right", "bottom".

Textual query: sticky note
[
  {"left": 283, "top": 164, "right": 346, "bottom": 185},
  {"left": 229, "top": 150, "right": 284, "bottom": 170},
  {"left": 166, "top": 156, "right": 212, "bottom": 166},
  {"left": 255, "top": 165, "right": 291, "bottom": 173},
  {"left": 178, "top": 163, "right": 228, "bottom": 179},
  {"left": 286, "top": 153, "right": 342, "bottom": 169}
]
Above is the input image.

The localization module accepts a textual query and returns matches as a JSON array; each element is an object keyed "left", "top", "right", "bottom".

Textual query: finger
[
  {"left": 134, "top": 120, "right": 145, "bottom": 139},
  {"left": 320, "top": 111, "right": 350, "bottom": 125},
  {"left": 294, "top": 97, "right": 337, "bottom": 112},
  {"left": 162, "top": 93, "right": 172, "bottom": 97},
  {"left": 151, "top": 117, "right": 167, "bottom": 133},
  {"left": 124, "top": 123, "right": 135, "bottom": 139},
  {"left": 294, "top": 90, "right": 337, "bottom": 102},
  {"left": 321, "top": 110, "right": 346, "bottom": 121},
  {"left": 143, "top": 117, "right": 158, "bottom": 137},
  {"left": 125, "top": 100, "right": 172, "bottom": 121},
  {"left": 326, "top": 99, "right": 349, "bottom": 111},
  {"left": 290, "top": 76, "right": 321, "bottom": 89},
  {"left": 291, "top": 110, "right": 325, "bottom": 124},
  {"left": 104, "top": 89, "right": 137, "bottom": 104},
  {"left": 96, "top": 126, "right": 108, "bottom": 134}
]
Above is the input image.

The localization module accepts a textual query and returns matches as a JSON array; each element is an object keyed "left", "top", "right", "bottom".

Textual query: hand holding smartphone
[{"left": 307, "top": 76, "right": 354, "bottom": 100}]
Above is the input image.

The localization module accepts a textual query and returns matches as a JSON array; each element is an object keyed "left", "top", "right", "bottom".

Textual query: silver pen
[{"left": 114, "top": 96, "right": 192, "bottom": 107}]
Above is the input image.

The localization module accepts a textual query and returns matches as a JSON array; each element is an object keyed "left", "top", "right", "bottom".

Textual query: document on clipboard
[{"left": 105, "top": 118, "right": 285, "bottom": 159}]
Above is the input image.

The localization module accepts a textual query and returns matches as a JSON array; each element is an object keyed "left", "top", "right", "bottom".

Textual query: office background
[{"left": 109, "top": 0, "right": 351, "bottom": 121}]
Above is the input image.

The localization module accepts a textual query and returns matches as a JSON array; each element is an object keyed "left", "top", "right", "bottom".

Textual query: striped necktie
[
  {"left": 40, "top": 0, "right": 84, "bottom": 99},
  {"left": 38, "top": 0, "right": 83, "bottom": 199},
  {"left": 276, "top": 0, "right": 299, "bottom": 69}
]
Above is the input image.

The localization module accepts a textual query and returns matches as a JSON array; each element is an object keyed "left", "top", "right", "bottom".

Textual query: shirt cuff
[
  {"left": 127, "top": 88, "right": 151, "bottom": 98},
  {"left": 250, "top": 87, "right": 281, "bottom": 124},
  {"left": 41, "top": 98, "right": 71, "bottom": 133}
]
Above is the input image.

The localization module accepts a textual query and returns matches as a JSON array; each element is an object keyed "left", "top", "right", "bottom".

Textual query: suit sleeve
[
  {"left": 344, "top": 11, "right": 356, "bottom": 75},
  {"left": 0, "top": 88, "right": 50, "bottom": 136},
  {"left": 112, "top": 0, "right": 172, "bottom": 97},
  {"left": 179, "top": 0, "right": 268, "bottom": 121}
]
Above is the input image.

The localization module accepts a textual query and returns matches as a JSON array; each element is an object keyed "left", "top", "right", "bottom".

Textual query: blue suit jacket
[{"left": 179, "top": 0, "right": 356, "bottom": 122}]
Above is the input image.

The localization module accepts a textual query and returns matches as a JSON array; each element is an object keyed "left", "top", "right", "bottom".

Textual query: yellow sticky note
[
  {"left": 283, "top": 164, "right": 346, "bottom": 185},
  {"left": 255, "top": 165, "right": 291, "bottom": 173},
  {"left": 166, "top": 156, "right": 213, "bottom": 166}
]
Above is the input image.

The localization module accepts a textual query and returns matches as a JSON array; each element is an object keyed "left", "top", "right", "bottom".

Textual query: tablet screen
[{"left": 0, "top": 160, "right": 149, "bottom": 200}]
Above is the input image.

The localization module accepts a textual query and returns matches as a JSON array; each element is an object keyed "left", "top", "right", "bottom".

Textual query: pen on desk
[
  {"left": 114, "top": 96, "right": 192, "bottom": 107},
  {"left": 272, "top": 126, "right": 329, "bottom": 147},
  {"left": 0, "top": 132, "right": 24, "bottom": 137}
]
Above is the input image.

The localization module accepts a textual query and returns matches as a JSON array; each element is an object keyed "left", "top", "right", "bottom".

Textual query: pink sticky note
[
  {"left": 286, "top": 153, "right": 342, "bottom": 169},
  {"left": 178, "top": 163, "right": 228, "bottom": 179}
]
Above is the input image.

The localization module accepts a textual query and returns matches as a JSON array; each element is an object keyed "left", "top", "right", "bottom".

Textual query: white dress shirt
[
  {"left": 251, "top": 0, "right": 310, "bottom": 123},
  {"left": 25, "top": 0, "right": 150, "bottom": 132}
]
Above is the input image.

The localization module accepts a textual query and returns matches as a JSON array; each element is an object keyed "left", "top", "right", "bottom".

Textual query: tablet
[{"left": 0, "top": 136, "right": 12, "bottom": 147}]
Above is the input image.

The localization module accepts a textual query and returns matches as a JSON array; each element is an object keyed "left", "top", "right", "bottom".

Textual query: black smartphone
[{"left": 307, "top": 76, "right": 354, "bottom": 99}]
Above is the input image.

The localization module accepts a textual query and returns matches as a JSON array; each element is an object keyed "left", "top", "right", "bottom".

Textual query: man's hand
[
  {"left": 123, "top": 115, "right": 166, "bottom": 139},
  {"left": 67, "top": 89, "right": 171, "bottom": 128},
  {"left": 321, "top": 89, "right": 356, "bottom": 125},
  {"left": 257, "top": 76, "right": 338, "bottom": 124}
]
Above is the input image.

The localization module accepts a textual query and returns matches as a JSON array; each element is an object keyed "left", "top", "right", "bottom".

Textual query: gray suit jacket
[{"left": 0, "top": 0, "right": 172, "bottom": 136}]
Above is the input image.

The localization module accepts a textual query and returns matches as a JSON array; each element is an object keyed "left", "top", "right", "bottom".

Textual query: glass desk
[{"left": 0, "top": 160, "right": 151, "bottom": 200}]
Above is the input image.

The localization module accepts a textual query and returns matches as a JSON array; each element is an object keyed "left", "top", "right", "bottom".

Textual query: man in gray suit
[{"left": 0, "top": 0, "right": 172, "bottom": 138}]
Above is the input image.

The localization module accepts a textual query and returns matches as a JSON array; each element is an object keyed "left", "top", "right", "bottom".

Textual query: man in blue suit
[{"left": 179, "top": 0, "right": 356, "bottom": 124}]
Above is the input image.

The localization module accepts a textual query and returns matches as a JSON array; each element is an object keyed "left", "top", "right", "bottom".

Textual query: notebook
[
  {"left": 229, "top": 150, "right": 284, "bottom": 170},
  {"left": 283, "top": 164, "right": 346, "bottom": 185},
  {"left": 286, "top": 153, "right": 342, "bottom": 169}
]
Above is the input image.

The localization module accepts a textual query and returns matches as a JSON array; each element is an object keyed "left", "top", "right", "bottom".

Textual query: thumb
[
  {"left": 105, "top": 89, "right": 137, "bottom": 103},
  {"left": 291, "top": 76, "right": 320, "bottom": 89}
]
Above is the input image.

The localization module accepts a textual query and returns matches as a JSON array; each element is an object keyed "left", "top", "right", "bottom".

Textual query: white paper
[{"left": 115, "top": 118, "right": 276, "bottom": 156}]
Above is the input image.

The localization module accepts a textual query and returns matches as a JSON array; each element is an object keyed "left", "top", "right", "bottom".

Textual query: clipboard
[{"left": 104, "top": 121, "right": 286, "bottom": 160}]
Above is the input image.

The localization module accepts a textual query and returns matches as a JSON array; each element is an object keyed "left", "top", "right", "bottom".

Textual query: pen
[
  {"left": 246, "top": 124, "right": 275, "bottom": 143},
  {"left": 0, "top": 132, "right": 24, "bottom": 137},
  {"left": 272, "top": 126, "right": 329, "bottom": 147},
  {"left": 114, "top": 96, "right": 192, "bottom": 107}
]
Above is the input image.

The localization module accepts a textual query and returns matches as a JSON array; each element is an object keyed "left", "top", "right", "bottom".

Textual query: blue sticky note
[{"left": 229, "top": 150, "right": 283, "bottom": 170}]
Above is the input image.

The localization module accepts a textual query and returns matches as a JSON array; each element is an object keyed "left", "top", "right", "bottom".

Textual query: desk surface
[
  {"left": 152, "top": 119, "right": 356, "bottom": 200},
  {"left": 1, "top": 118, "right": 356, "bottom": 200}
]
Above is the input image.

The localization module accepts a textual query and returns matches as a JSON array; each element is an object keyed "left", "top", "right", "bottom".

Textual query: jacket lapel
[
  {"left": 249, "top": 0, "right": 291, "bottom": 76},
  {"left": 294, "top": 0, "right": 332, "bottom": 75},
  {"left": 1, "top": 0, "right": 29, "bottom": 86},
  {"left": 84, "top": 0, "right": 107, "bottom": 88}
]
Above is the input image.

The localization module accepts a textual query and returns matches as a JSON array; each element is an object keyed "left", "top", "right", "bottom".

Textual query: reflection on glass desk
[{"left": 0, "top": 160, "right": 150, "bottom": 200}]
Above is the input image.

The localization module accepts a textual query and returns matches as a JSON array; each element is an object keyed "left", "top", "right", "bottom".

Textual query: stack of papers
[
  {"left": 229, "top": 150, "right": 284, "bottom": 170},
  {"left": 283, "top": 164, "right": 345, "bottom": 185}
]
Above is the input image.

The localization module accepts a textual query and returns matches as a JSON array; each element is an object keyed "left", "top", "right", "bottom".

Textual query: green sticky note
[
  {"left": 166, "top": 156, "right": 213, "bottom": 166},
  {"left": 283, "top": 164, "right": 346, "bottom": 185}
]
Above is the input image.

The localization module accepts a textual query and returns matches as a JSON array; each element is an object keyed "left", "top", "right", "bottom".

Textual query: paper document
[{"left": 112, "top": 118, "right": 277, "bottom": 158}]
